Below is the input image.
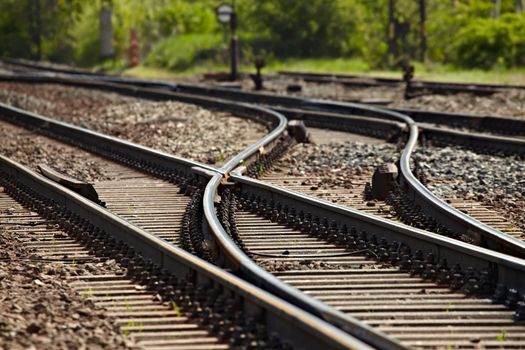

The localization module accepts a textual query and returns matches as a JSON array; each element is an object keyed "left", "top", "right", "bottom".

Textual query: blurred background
[{"left": 1, "top": 0, "right": 524, "bottom": 81}]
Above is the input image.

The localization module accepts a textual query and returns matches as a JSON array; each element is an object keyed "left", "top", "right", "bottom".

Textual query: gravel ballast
[
  {"left": 414, "top": 145, "right": 525, "bottom": 230},
  {"left": 237, "top": 76, "right": 525, "bottom": 119},
  {"left": 239, "top": 77, "right": 401, "bottom": 103},
  {"left": 273, "top": 141, "right": 399, "bottom": 189},
  {"left": 0, "top": 82, "right": 267, "bottom": 165},
  {"left": 0, "top": 191, "right": 128, "bottom": 350},
  {"left": 392, "top": 89, "right": 525, "bottom": 119},
  {"left": 0, "top": 121, "right": 113, "bottom": 183}
]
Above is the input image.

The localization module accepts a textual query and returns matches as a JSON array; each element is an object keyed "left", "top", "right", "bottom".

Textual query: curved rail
[
  {"left": 7, "top": 69, "right": 525, "bottom": 137},
  {"left": 200, "top": 99, "right": 525, "bottom": 348},
  {"left": 141, "top": 82, "right": 525, "bottom": 257},
  {"left": 0, "top": 102, "right": 218, "bottom": 175},
  {"left": 0, "top": 153, "right": 367, "bottom": 350},
  {"left": 218, "top": 103, "right": 287, "bottom": 174},
  {"left": 305, "top": 99, "right": 525, "bottom": 257},
  {"left": 203, "top": 173, "right": 407, "bottom": 350},
  {"left": 2, "top": 68, "right": 525, "bottom": 348},
  {"left": 1, "top": 58, "right": 107, "bottom": 76},
  {"left": 390, "top": 107, "right": 525, "bottom": 138},
  {"left": 2, "top": 71, "right": 524, "bottom": 260},
  {"left": 2, "top": 71, "right": 524, "bottom": 255}
]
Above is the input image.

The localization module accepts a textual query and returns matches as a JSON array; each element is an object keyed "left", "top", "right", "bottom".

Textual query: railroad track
[
  {"left": 150, "top": 85, "right": 524, "bottom": 255},
  {"left": 3, "top": 58, "right": 525, "bottom": 137},
  {"left": 0, "top": 96, "right": 364, "bottom": 349},
  {"left": 278, "top": 70, "right": 525, "bottom": 95},
  {"left": 0, "top": 155, "right": 363, "bottom": 350},
  {"left": 206, "top": 151, "right": 525, "bottom": 349},
  {"left": 190, "top": 86, "right": 525, "bottom": 348},
  {"left": 0, "top": 119, "right": 196, "bottom": 250},
  {"left": 1, "top": 67, "right": 525, "bottom": 348},
  {"left": 224, "top": 193, "right": 525, "bottom": 349},
  {"left": 8, "top": 58, "right": 525, "bottom": 95},
  {"left": 0, "top": 188, "right": 227, "bottom": 350},
  {"left": 254, "top": 126, "right": 525, "bottom": 241}
]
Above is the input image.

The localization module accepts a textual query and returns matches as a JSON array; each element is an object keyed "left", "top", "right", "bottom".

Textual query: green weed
[
  {"left": 171, "top": 301, "right": 182, "bottom": 317},
  {"left": 496, "top": 330, "right": 507, "bottom": 341}
]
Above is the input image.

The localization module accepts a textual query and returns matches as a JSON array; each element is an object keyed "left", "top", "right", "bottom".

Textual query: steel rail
[
  {"left": 9, "top": 58, "right": 525, "bottom": 94},
  {"left": 148, "top": 82, "right": 525, "bottom": 256},
  {"left": 204, "top": 173, "right": 408, "bottom": 350},
  {"left": 1, "top": 73, "right": 523, "bottom": 255},
  {"left": 7, "top": 70, "right": 525, "bottom": 137},
  {"left": 3, "top": 67, "right": 525, "bottom": 347},
  {"left": 389, "top": 107, "right": 525, "bottom": 138},
  {"left": 304, "top": 99, "right": 525, "bottom": 257},
  {"left": 202, "top": 109, "right": 525, "bottom": 349},
  {"left": 218, "top": 104, "right": 287, "bottom": 174},
  {"left": 1, "top": 58, "right": 106, "bottom": 76},
  {"left": 278, "top": 70, "right": 525, "bottom": 92},
  {"left": 0, "top": 71, "right": 378, "bottom": 349},
  {"left": 0, "top": 71, "right": 406, "bottom": 347},
  {"left": 0, "top": 74, "right": 283, "bottom": 133},
  {"left": 0, "top": 154, "right": 368, "bottom": 350},
  {"left": 0, "top": 74, "right": 290, "bottom": 181},
  {"left": 228, "top": 171, "right": 525, "bottom": 289},
  {"left": 174, "top": 83, "right": 525, "bottom": 140},
  {"left": 0, "top": 102, "right": 218, "bottom": 174},
  {"left": 420, "top": 124, "right": 525, "bottom": 154},
  {"left": 4, "top": 59, "right": 525, "bottom": 136},
  {"left": 0, "top": 70, "right": 366, "bottom": 348}
]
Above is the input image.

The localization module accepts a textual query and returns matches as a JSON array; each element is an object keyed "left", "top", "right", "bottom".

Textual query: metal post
[{"left": 229, "top": 5, "right": 238, "bottom": 81}]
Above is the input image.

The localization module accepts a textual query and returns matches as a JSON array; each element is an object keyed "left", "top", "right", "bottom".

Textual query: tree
[
  {"left": 0, "top": 0, "right": 83, "bottom": 62},
  {"left": 246, "top": 0, "right": 364, "bottom": 57}
]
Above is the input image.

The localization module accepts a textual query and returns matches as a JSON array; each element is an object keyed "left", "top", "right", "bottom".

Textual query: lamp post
[{"left": 216, "top": 2, "right": 238, "bottom": 80}]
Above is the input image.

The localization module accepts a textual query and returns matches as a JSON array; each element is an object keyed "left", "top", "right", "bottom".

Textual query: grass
[
  {"left": 265, "top": 57, "right": 370, "bottom": 74},
  {"left": 496, "top": 330, "right": 507, "bottom": 341},
  {"left": 266, "top": 58, "right": 525, "bottom": 84},
  {"left": 171, "top": 301, "right": 182, "bottom": 317},
  {"left": 122, "top": 54, "right": 525, "bottom": 85},
  {"left": 145, "top": 33, "right": 224, "bottom": 71}
]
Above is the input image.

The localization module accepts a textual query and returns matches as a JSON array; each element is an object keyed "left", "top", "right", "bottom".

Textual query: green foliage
[
  {"left": 1, "top": 0, "right": 525, "bottom": 71},
  {"left": 452, "top": 13, "right": 525, "bottom": 68},
  {"left": 70, "top": 0, "right": 220, "bottom": 67},
  {"left": 358, "top": 0, "right": 389, "bottom": 67},
  {"left": 425, "top": 0, "right": 523, "bottom": 64},
  {"left": 245, "top": 0, "right": 364, "bottom": 57},
  {"left": 0, "top": 1, "right": 31, "bottom": 58},
  {"left": 145, "top": 33, "right": 224, "bottom": 71},
  {"left": 0, "top": 0, "right": 82, "bottom": 61},
  {"left": 69, "top": 2, "right": 100, "bottom": 66},
  {"left": 496, "top": 330, "right": 507, "bottom": 341}
]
